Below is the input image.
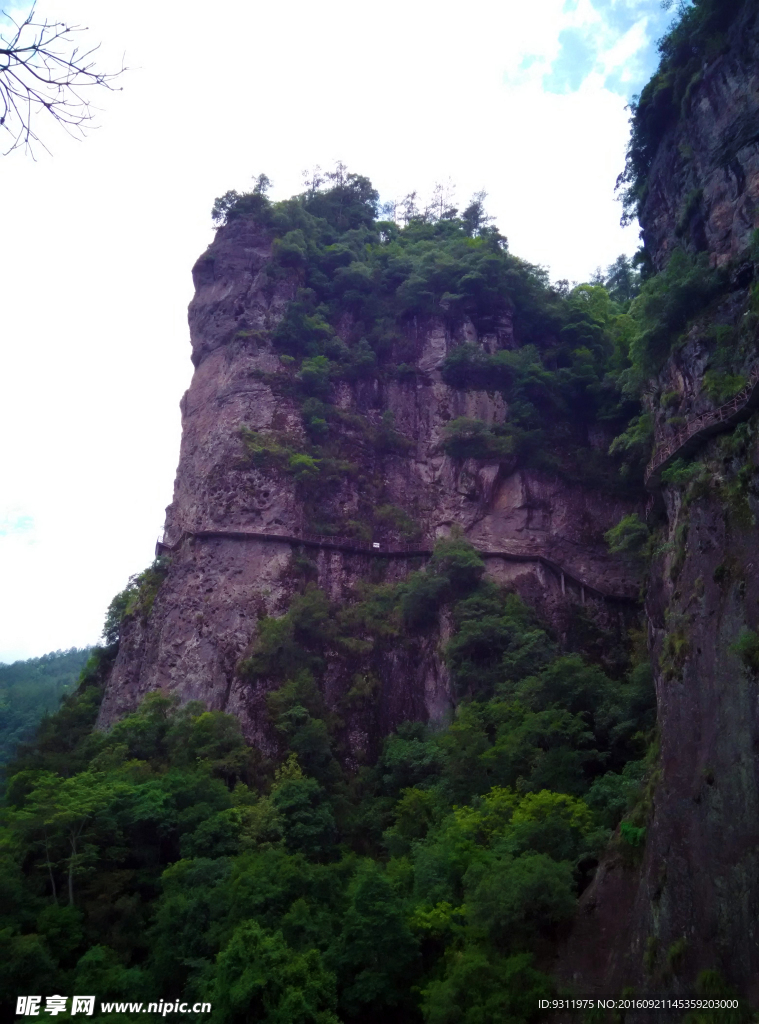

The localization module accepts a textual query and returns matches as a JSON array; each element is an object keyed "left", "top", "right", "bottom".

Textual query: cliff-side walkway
[
  {"left": 645, "top": 365, "right": 759, "bottom": 490},
  {"left": 156, "top": 528, "right": 638, "bottom": 604}
]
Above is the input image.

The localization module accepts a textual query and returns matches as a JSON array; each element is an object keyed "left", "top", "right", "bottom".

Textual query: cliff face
[
  {"left": 562, "top": 4, "right": 759, "bottom": 1003},
  {"left": 98, "top": 216, "right": 639, "bottom": 758},
  {"left": 640, "top": 3, "right": 759, "bottom": 271},
  {"left": 562, "top": 461, "right": 759, "bottom": 1002}
]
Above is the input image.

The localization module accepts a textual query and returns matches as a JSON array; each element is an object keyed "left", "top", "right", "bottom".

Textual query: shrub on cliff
[
  {"left": 730, "top": 629, "right": 759, "bottom": 673},
  {"left": 608, "top": 412, "right": 654, "bottom": 478},
  {"left": 211, "top": 174, "right": 272, "bottom": 224},
  {"left": 605, "top": 513, "right": 649, "bottom": 559},
  {"left": 442, "top": 417, "right": 517, "bottom": 461},
  {"left": 102, "top": 557, "right": 170, "bottom": 645},
  {"left": 624, "top": 250, "right": 726, "bottom": 379}
]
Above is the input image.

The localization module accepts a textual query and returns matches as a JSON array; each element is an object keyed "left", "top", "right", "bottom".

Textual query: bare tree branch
[{"left": 0, "top": 2, "right": 126, "bottom": 157}]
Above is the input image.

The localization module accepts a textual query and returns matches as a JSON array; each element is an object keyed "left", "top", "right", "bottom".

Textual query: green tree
[
  {"left": 421, "top": 948, "right": 552, "bottom": 1024},
  {"left": 331, "top": 861, "right": 419, "bottom": 1019},
  {"left": 465, "top": 852, "right": 576, "bottom": 948},
  {"left": 271, "top": 775, "right": 336, "bottom": 859},
  {"left": 9, "top": 770, "right": 128, "bottom": 905},
  {"left": 210, "top": 920, "right": 340, "bottom": 1024}
]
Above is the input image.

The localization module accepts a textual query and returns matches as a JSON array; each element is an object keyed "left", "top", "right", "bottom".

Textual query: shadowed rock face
[
  {"left": 640, "top": 4, "right": 759, "bottom": 271},
  {"left": 558, "top": 8, "right": 759, "bottom": 1005},
  {"left": 559, "top": 488, "right": 759, "bottom": 1006},
  {"left": 98, "top": 215, "right": 640, "bottom": 753}
]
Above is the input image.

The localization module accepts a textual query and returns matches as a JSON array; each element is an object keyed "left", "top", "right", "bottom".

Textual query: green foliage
[
  {"left": 0, "top": 649, "right": 90, "bottom": 767},
  {"left": 667, "top": 935, "right": 688, "bottom": 973},
  {"left": 603, "top": 254, "right": 642, "bottom": 307},
  {"left": 660, "top": 457, "right": 702, "bottom": 487},
  {"left": 442, "top": 417, "right": 517, "bottom": 461},
  {"left": 608, "top": 411, "right": 654, "bottom": 478},
  {"left": 684, "top": 969, "right": 753, "bottom": 1024},
  {"left": 212, "top": 168, "right": 677, "bottom": 496},
  {"left": 0, "top": 562, "right": 654, "bottom": 1019},
  {"left": 331, "top": 861, "right": 419, "bottom": 1018},
  {"left": 214, "top": 166, "right": 555, "bottom": 354},
  {"left": 703, "top": 370, "right": 747, "bottom": 403},
  {"left": 103, "top": 559, "right": 170, "bottom": 646},
  {"left": 675, "top": 188, "right": 704, "bottom": 239},
  {"left": 660, "top": 613, "right": 690, "bottom": 679},
  {"left": 241, "top": 427, "right": 313, "bottom": 477},
  {"left": 440, "top": 331, "right": 614, "bottom": 479},
  {"left": 730, "top": 629, "right": 759, "bottom": 673},
  {"left": 619, "top": 821, "right": 646, "bottom": 847},
  {"left": 0, "top": 159, "right": 674, "bottom": 1019},
  {"left": 373, "top": 503, "right": 420, "bottom": 541},
  {"left": 244, "top": 588, "right": 333, "bottom": 681},
  {"left": 210, "top": 920, "right": 340, "bottom": 1024},
  {"left": 585, "top": 759, "right": 646, "bottom": 830},
  {"left": 399, "top": 538, "right": 485, "bottom": 629},
  {"left": 605, "top": 513, "right": 649, "bottom": 559},
  {"left": 212, "top": 174, "right": 271, "bottom": 224},
  {"left": 4, "top": 646, "right": 115, "bottom": 781},
  {"left": 625, "top": 250, "right": 726, "bottom": 380},
  {"left": 446, "top": 586, "right": 555, "bottom": 701},
  {"left": 271, "top": 774, "right": 337, "bottom": 859},
  {"left": 421, "top": 949, "right": 552, "bottom": 1024},
  {"left": 439, "top": 285, "right": 646, "bottom": 487},
  {"left": 466, "top": 852, "right": 576, "bottom": 946}
]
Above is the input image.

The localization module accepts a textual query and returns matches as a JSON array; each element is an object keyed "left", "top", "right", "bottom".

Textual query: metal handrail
[{"left": 645, "top": 364, "right": 759, "bottom": 488}]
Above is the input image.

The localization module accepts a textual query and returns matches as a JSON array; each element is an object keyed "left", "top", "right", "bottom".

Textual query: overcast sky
[{"left": 0, "top": 0, "right": 675, "bottom": 663}]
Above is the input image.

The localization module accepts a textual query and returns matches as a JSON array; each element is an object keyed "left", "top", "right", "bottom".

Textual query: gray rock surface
[{"left": 641, "top": 4, "right": 759, "bottom": 271}]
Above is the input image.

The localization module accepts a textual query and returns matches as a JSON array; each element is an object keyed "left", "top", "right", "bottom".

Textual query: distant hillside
[{"left": 0, "top": 648, "right": 91, "bottom": 766}]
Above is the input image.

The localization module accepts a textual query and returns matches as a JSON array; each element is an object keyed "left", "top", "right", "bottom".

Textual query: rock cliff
[
  {"left": 561, "top": 0, "right": 759, "bottom": 1005},
  {"left": 98, "top": 216, "right": 640, "bottom": 760},
  {"left": 639, "top": 2, "right": 759, "bottom": 271}
]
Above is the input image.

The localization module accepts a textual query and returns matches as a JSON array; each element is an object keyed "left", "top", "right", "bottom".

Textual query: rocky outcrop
[
  {"left": 98, "top": 217, "right": 640, "bottom": 753},
  {"left": 640, "top": 3, "right": 759, "bottom": 270}
]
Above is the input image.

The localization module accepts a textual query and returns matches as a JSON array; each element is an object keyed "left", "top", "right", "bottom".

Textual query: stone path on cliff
[
  {"left": 156, "top": 529, "right": 638, "bottom": 604},
  {"left": 645, "top": 364, "right": 759, "bottom": 490}
]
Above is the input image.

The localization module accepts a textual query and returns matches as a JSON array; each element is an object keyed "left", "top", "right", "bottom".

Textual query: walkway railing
[
  {"left": 645, "top": 364, "right": 759, "bottom": 489},
  {"left": 156, "top": 528, "right": 638, "bottom": 604}
]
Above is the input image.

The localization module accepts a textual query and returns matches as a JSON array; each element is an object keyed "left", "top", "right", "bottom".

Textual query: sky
[{"left": 0, "top": 0, "right": 676, "bottom": 663}]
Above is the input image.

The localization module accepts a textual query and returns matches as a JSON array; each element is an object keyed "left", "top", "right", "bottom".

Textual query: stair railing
[{"left": 645, "top": 364, "right": 759, "bottom": 488}]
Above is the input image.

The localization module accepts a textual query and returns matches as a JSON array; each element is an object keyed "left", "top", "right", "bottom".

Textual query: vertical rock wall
[
  {"left": 560, "top": 7, "right": 759, "bottom": 1003},
  {"left": 640, "top": 4, "right": 759, "bottom": 271}
]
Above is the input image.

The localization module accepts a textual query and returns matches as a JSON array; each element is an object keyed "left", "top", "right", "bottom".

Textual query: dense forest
[
  {"left": 3, "top": 0, "right": 758, "bottom": 1020},
  {"left": 1, "top": 538, "right": 655, "bottom": 1024}
]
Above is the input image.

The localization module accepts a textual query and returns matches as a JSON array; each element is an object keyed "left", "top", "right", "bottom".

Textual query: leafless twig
[{"left": 0, "top": 2, "right": 125, "bottom": 157}]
